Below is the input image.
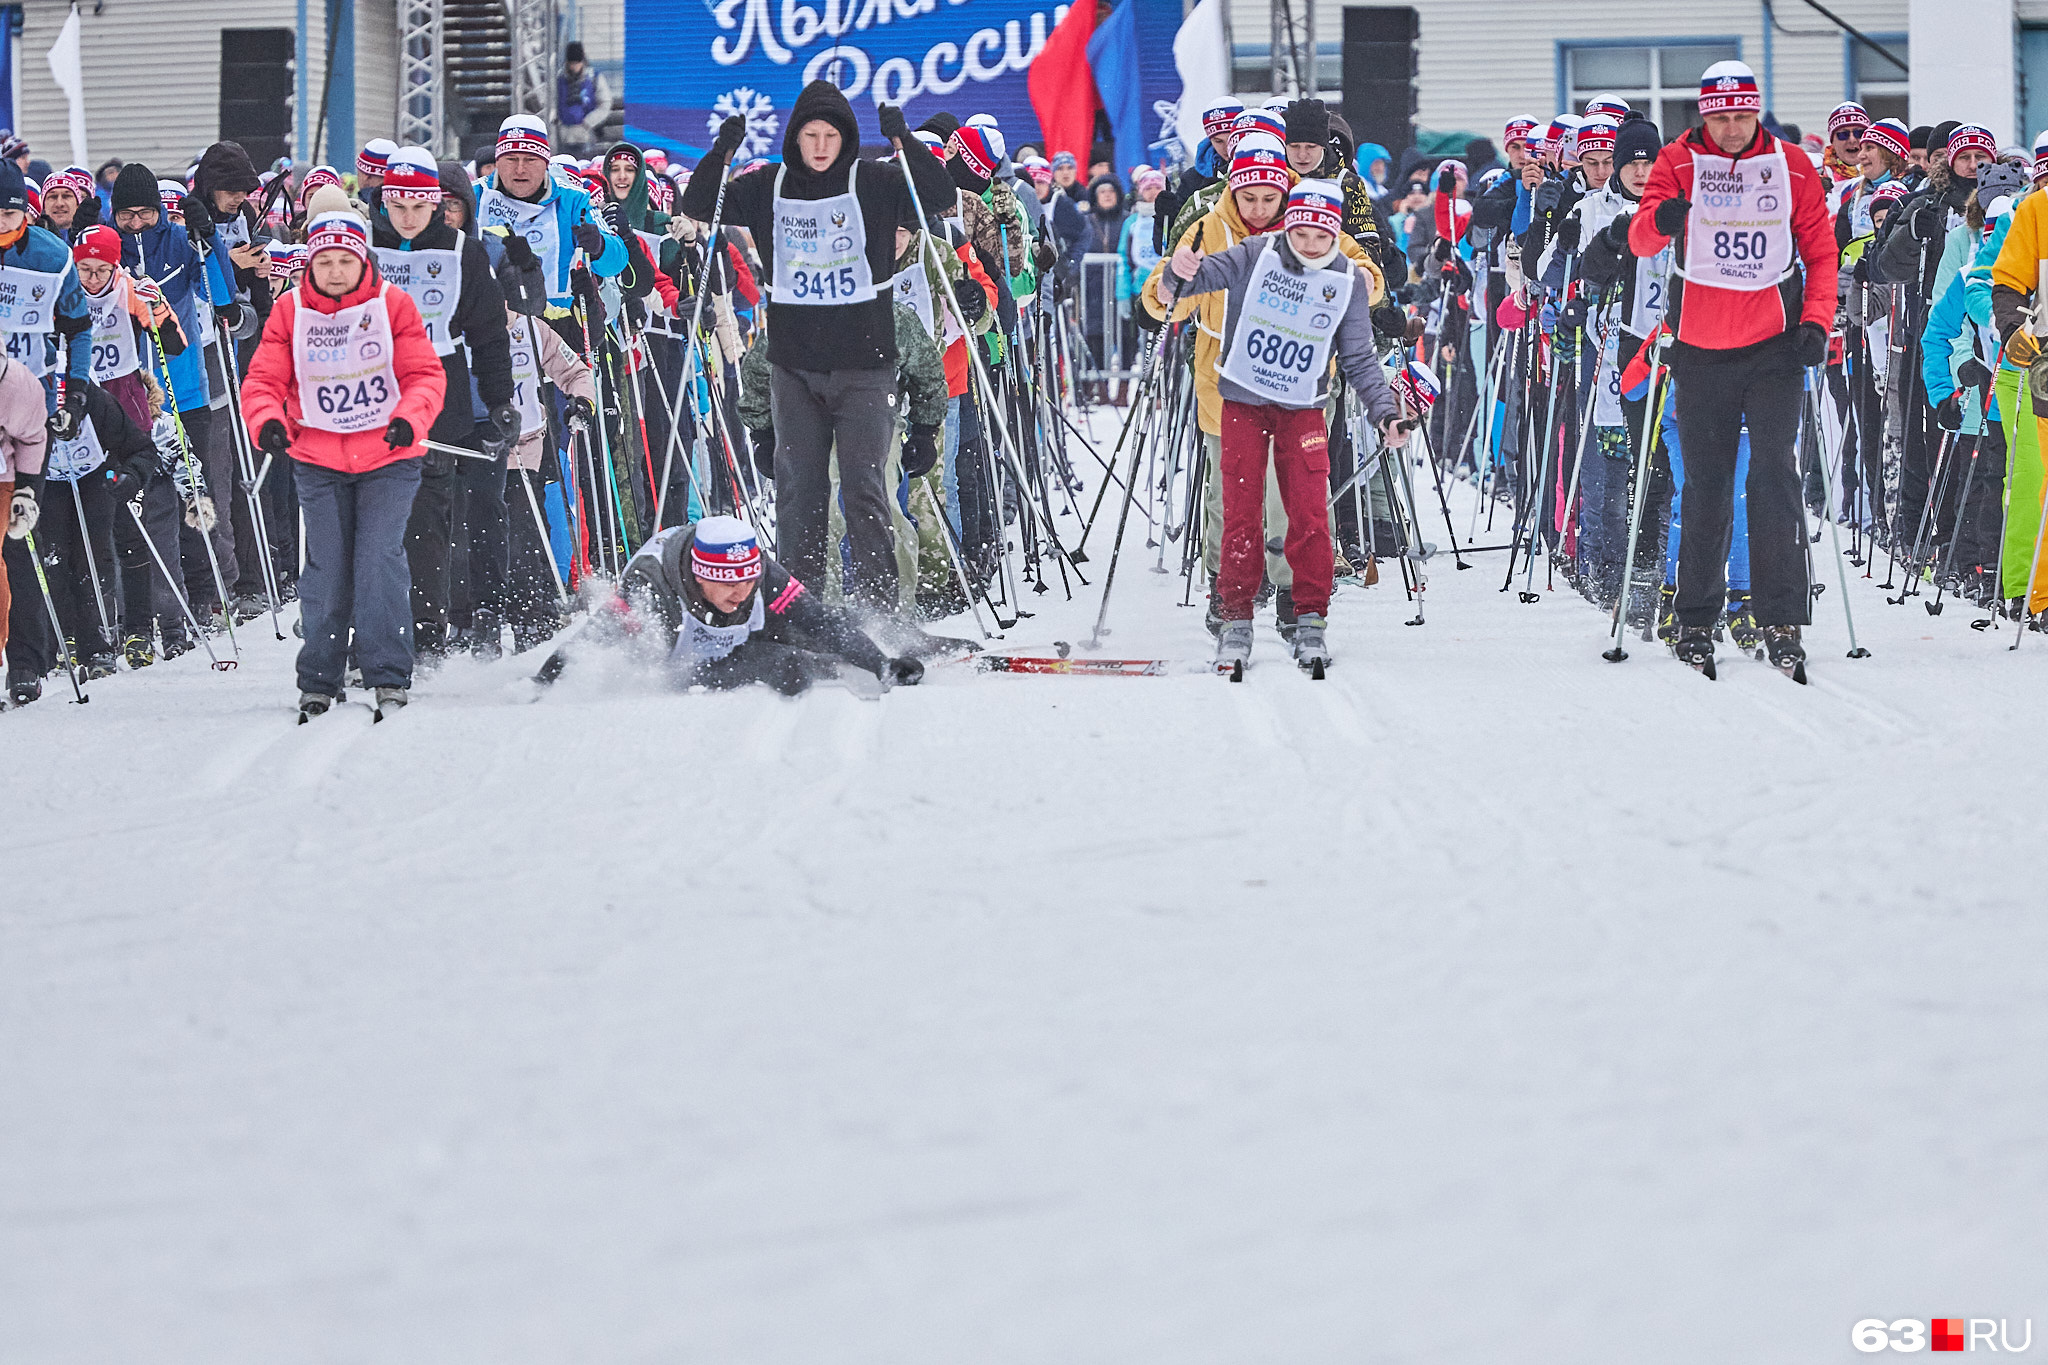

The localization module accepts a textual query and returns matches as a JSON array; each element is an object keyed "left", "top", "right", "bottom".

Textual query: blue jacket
[
  {"left": 1964, "top": 208, "right": 2016, "bottom": 374},
  {"left": 0, "top": 223, "right": 91, "bottom": 389},
  {"left": 478, "top": 173, "right": 625, "bottom": 309},
  {"left": 1921, "top": 270, "right": 1989, "bottom": 430},
  {"left": 120, "top": 220, "right": 232, "bottom": 411}
]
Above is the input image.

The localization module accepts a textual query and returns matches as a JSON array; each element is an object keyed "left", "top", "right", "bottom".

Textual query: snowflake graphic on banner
[
  {"left": 1150, "top": 98, "right": 1185, "bottom": 166},
  {"left": 710, "top": 88, "right": 779, "bottom": 159}
]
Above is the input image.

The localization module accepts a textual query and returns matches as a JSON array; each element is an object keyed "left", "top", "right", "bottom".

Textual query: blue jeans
[{"left": 295, "top": 458, "right": 424, "bottom": 695}]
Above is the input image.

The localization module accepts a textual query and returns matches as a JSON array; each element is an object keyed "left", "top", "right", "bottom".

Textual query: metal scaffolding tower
[
  {"left": 399, "top": 0, "right": 447, "bottom": 154},
  {"left": 1270, "top": 0, "right": 1317, "bottom": 101},
  {"left": 507, "top": 0, "right": 559, "bottom": 137}
]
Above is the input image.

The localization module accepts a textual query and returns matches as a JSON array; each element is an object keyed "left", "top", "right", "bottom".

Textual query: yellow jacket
[
  {"left": 1142, "top": 189, "right": 1386, "bottom": 435},
  {"left": 1992, "top": 187, "right": 2048, "bottom": 298}
]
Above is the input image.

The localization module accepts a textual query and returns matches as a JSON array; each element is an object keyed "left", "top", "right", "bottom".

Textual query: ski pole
[
  {"left": 196, "top": 235, "right": 286, "bottom": 639},
  {"left": 20, "top": 527, "right": 88, "bottom": 702},
  {"left": 123, "top": 497, "right": 235, "bottom": 669},
  {"left": 1803, "top": 367, "right": 1870, "bottom": 658},
  {"left": 65, "top": 474, "right": 113, "bottom": 643},
  {"left": 2010, "top": 473, "right": 2048, "bottom": 651},
  {"left": 516, "top": 466, "right": 570, "bottom": 605},
  {"left": 1603, "top": 332, "right": 1667, "bottom": 662},
  {"left": 141, "top": 311, "right": 241, "bottom": 660}
]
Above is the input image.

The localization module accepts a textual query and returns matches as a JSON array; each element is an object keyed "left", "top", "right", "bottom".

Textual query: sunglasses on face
[{"left": 1833, "top": 129, "right": 1863, "bottom": 143}]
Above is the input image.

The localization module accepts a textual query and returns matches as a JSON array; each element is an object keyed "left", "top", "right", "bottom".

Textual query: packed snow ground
[{"left": 5, "top": 429, "right": 2046, "bottom": 1364}]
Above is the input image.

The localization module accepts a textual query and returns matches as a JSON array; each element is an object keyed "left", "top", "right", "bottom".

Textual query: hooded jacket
[
  {"left": 114, "top": 162, "right": 234, "bottom": 409},
  {"left": 677, "top": 80, "right": 956, "bottom": 373},
  {"left": 241, "top": 265, "right": 448, "bottom": 475},
  {"left": 476, "top": 165, "right": 626, "bottom": 310},
  {"left": 0, "top": 221, "right": 91, "bottom": 386},
  {"left": 603, "top": 141, "right": 666, "bottom": 234},
  {"left": 371, "top": 215, "right": 514, "bottom": 442},
  {"left": 194, "top": 141, "right": 273, "bottom": 327}
]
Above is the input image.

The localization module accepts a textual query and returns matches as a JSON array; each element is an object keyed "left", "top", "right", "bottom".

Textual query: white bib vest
[
  {"left": 673, "top": 590, "right": 765, "bottom": 666},
  {"left": 0, "top": 259, "right": 70, "bottom": 378},
  {"left": 506, "top": 313, "right": 546, "bottom": 438},
  {"left": 374, "top": 246, "right": 464, "bottom": 355},
  {"left": 478, "top": 187, "right": 562, "bottom": 297},
  {"left": 771, "top": 162, "right": 876, "bottom": 306},
  {"left": 46, "top": 419, "right": 108, "bottom": 482},
  {"left": 84, "top": 280, "right": 142, "bottom": 382},
  {"left": 293, "top": 285, "right": 402, "bottom": 434},
  {"left": 1218, "top": 240, "right": 1353, "bottom": 408},
  {"left": 1630, "top": 245, "right": 1674, "bottom": 335},
  {"left": 1681, "top": 149, "right": 1796, "bottom": 292}
]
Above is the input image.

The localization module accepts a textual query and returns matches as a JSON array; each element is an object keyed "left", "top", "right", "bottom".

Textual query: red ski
[{"left": 976, "top": 655, "right": 1176, "bottom": 676}]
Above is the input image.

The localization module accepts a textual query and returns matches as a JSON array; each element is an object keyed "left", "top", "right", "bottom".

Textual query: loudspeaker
[
  {"left": 221, "top": 29, "right": 295, "bottom": 169},
  {"left": 1343, "top": 7, "right": 1419, "bottom": 158}
]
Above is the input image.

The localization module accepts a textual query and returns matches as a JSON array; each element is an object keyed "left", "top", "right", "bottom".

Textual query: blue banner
[{"left": 625, "top": 0, "right": 1188, "bottom": 170}]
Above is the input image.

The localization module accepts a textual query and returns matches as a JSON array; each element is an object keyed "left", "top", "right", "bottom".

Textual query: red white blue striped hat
[
  {"left": 690, "top": 515, "right": 764, "bottom": 583},
  {"left": 1697, "top": 61, "right": 1761, "bottom": 115},
  {"left": 497, "top": 115, "right": 550, "bottom": 160},
  {"left": 356, "top": 138, "right": 397, "bottom": 180},
  {"left": 1284, "top": 179, "right": 1342, "bottom": 233},
  {"left": 306, "top": 210, "right": 371, "bottom": 262}
]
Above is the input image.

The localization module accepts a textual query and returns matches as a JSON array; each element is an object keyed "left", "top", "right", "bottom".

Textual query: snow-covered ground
[{"left": 4, "top": 443, "right": 2044, "bottom": 1364}]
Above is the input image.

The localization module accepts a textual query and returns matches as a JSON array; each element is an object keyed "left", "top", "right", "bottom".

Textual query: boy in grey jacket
[{"left": 1167, "top": 179, "right": 1409, "bottom": 672}]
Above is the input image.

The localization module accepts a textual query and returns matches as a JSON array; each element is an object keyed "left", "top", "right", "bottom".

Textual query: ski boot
[
  {"left": 1292, "top": 614, "right": 1329, "bottom": 680},
  {"left": 1762, "top": 625, "right": 1807, "bottom": 684},
  {"left": 1654, "top": 584, "right": 1678, "bottom": 643},
  {"left": 123, "top": 634, "right": 155, "bottom": 669},
  {"left": 1274, "top": 587, "right": 1299, "bottom": 643},
  {"left": 161, "top": 630, "right": 194, "bottom": 661},
  {"left": 470, "top": 608, "right": 504, "bottom": 662},
  {"left": 82, "top": 652, "right": 119, "bottom": 681},
  {"left": 1215, "top": 620, "right": 1253, "bottom": 681},
  {"left": 1673, "top": 624, "right": 1717, "bottom": 680},
  {"left": 373, "top": 686, "right": 409, "bottom": 721},
  {"left": 1725, "top": 593, "right": 1762, "bottom": 654},
  {"left": 229, "top": 593, "right": 267, "bottom": 625},
  {"left": 7, "top": 670, "right": 42, "bottom": 706},
  {"left": 1204, "top": 576, "right": 1224, "bottom": 639},
  {"left": 297, "top": 690, "right": 336, "bottom": 724}
]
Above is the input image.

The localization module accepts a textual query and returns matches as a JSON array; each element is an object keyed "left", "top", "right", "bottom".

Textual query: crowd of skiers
[{"left": 3, "top": 56, "right": 2046, "bottom": 711}]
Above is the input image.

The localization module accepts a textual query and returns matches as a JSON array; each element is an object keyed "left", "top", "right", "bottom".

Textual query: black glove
[
  {"left": 180, "top": 192, "right": 213, "bottom": 244},
  {"left": 711, "top": 114, "right": 746, "bottom": 159},
  {"left": 572, "top": 220, "right": 607, "bottom": 258},
  {"left": 71, "top": 194, "right": 100, "bottom": 231},
  {"left": 951, "top": 277, "right": 986, "bottom": 326},
  {"left": 106, "top": 457, "right": 149, "bottom": 506},
  {"left": 766, "top": 647, "right": 815, "bottom": 696},
  {"left": 489, "top": 402, "right": 521, "bottom": 444},
  {"left": 423, "top": 443, "right": 454, "bottom": 478},
  {"left": 1908, "top": 199, "right": 1942, "bottom": 242},
  {"left": 1934, "top": 391, "right": 1965, "bottom": 431},
  {"left": 566, "top": 395, "right": 596, "bottom": 426},
  {"left": 749, "top": 425, "right": 776, "bottom": 479},
  {"left": 1033, "top": 240, "right": 1057, "bottom": 276},
  {"left": 1653, "top": 197, "right": 1690, "bottom": 238},
  {"left": 1850, "top": 256, "right": 1869, "bottom": 284},
  {"left": 1532, "top": 178, "right": 1564, "bottom": 216},
  {"left": 1957, "top": 357, "right": 1993, "bottom": 390},
  {"left": 1600, "top": 214, "right": 1632, "bottom": 252},
  {"left": 257, "top": 418, "right": 290, "bottom": 457},
  {"left": 1371, "top": 303, "right": 1407, "bottom": 340},
  {"left": 1554, "top": 215, "right": 1581, "bottom": 253},
  {"left": 901, "top": 423, "right": 939, "bottom": 478},
  {"left": 1558, "top": 296, "right": 1590, "bottom": 333},
  {"left": 500, "top": 231, "right": 538, "bottom": 269},
  {"left": 384, "top": 417, "right": 415, "bottom": 449},
  {"left": 877, "top": 103, "right": 912, "bottom": 146},
  {"left": 214, "top": 303, "right": 244, "bottom": 333},
  {"left": 47, "top": 385, "right": 85, "bottom": 440},
  {"left": 884, "top": 656, "right": 924, "bottom": 687},
  {"left": 1792, "top": 321, "right": 1829, "bottom": 369}
]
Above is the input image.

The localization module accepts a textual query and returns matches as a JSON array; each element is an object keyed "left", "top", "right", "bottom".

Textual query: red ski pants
[{"left": 1218, "top": 400, "right": 1332, "bottom": 620}]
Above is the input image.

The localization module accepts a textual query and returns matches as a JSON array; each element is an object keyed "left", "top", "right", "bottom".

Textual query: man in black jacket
[
  {"left": 681, "top": 81, "right": 954, "bottom": 613},
  {"left": 373, "top": 147, "right": 517, "bottom": 658}
]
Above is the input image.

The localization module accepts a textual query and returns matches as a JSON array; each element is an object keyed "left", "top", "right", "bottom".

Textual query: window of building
[
  {"left": 1560, "top": 39, "right": 1742, "bottom": 136},
  {"left": 1848, "top": 34, "right": 1908, "bottom": 125}
]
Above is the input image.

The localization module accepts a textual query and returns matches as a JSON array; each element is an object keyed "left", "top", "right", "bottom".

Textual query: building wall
[
  {"left": 356, "top": 0, "right": 401, "bottom": 154},
  {"left": 1226, "top": 0, "right": 1910, "bottom": 148},
  {"left": 18, "top": 0, "right": 323, "bottom": 174}
]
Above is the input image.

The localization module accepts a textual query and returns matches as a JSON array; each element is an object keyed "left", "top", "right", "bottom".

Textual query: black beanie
[
  {"left": 919, "top": 112, "right": 961, "bottom": 140},
  {"left": 1930, "top": 120, "right": 1961, "bottom": 158},
  {"left": 0, "top": 161, "right": 24, "bottom": 214},
  {"left": 1614, "top": 113, "right": 1662, "bottom": 168},
  {"left": 1284, "top": 99, "right": 1329, "bottom": 147},
  {"left": 565, "top": 41, "right": 586, "bottom": 64},
  {"left": 112, "top": 160, "right": 161, "bottom": 213},
  {"left": 1088, "top": 141, "right": 1113, "bottom": 168},
  {"left": 1909, "top": 125, "right": 1932, "bottom": 151}
]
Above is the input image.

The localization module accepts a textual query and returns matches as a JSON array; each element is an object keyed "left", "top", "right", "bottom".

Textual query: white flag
[
  {"left": 1172, "top": 0, "right": 1231, "bottom": 171},
  {"left": 47, "top": 4, "right": 88, "bottom": 169}
]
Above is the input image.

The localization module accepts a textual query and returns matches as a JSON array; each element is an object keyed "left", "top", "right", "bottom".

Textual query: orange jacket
[{"left": 242, "top": 268, "right": 447, "bottom": 475}]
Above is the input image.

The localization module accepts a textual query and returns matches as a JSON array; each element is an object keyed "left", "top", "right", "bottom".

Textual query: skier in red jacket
[
  {"left": 1628, "top": 60, "right": 1838, "bottom": 679},
  {"left": 243, "top": 198, "right": 448, "bottom": 721}
]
